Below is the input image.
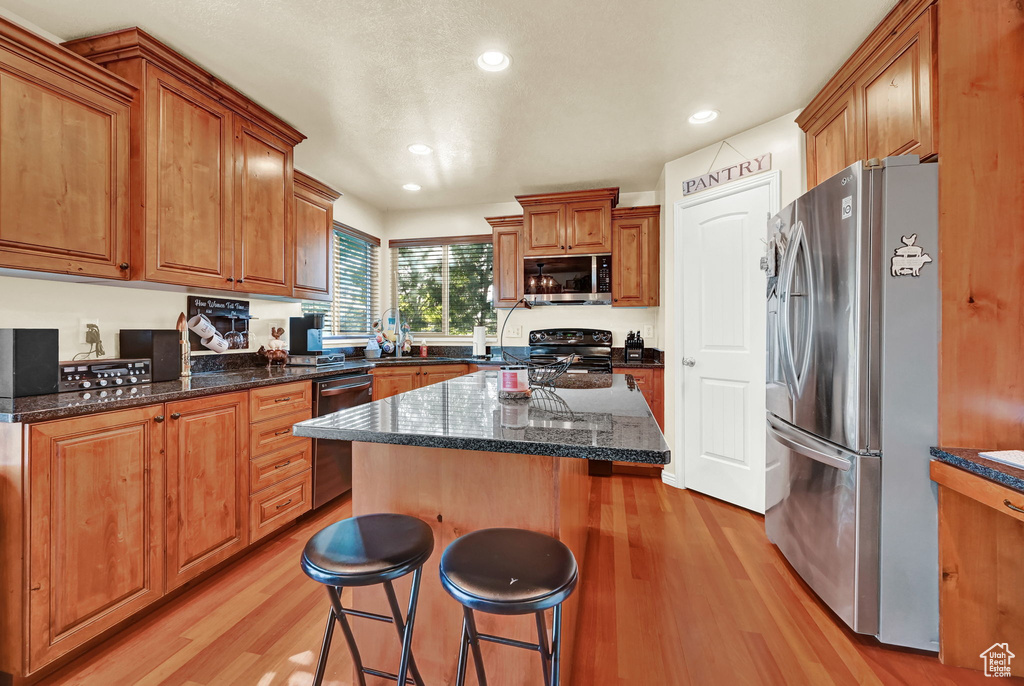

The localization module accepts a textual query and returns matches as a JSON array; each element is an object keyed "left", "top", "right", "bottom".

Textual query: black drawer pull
[
  {"left": 274, "top": 396, "right": 292, "bottom": 403},
  {"left": 276, "top": 499, "right": 293, "bottom": 509},
  {"left": 1005, "top": 499, "right": 1024, "bottom": 515},
  {"left": 170, "top": 413, "right": 181, "bottom": 420},
  {"left": 154, "top": 415, "right": 165, "bottom": 423},
  {"left": 274, "top": 428, "right": 291, "bottom": 436},
  {"left": 274, "top": 460, "right": 292, "bottom": 469}
]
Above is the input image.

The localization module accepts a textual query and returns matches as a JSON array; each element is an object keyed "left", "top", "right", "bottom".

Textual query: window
[
  {"left": 302, "top": 223, "right": 380, "bottom": 337},
  {"left": 391, "top": 235, "right": 495, "bottom": 336}
]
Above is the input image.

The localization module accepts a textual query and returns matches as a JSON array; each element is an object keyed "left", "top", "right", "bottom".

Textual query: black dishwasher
[{"left": 312, "top": 372, "right": 373, "bottom": 508}]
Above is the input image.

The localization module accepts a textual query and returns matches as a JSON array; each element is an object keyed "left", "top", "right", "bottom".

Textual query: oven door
[{"left": 312, "top": 373, "right": 373, "bottom": 508}]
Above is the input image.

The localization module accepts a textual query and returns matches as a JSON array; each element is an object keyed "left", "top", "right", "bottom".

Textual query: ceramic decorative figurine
[{"left": 257, "top": 327, "right": 288, "bottom": 367}]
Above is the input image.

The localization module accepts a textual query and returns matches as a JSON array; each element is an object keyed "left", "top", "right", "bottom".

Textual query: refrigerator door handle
[
  {"left": 777, "top": 224, "right": 801, "bottom": 397},
  {"left": 767, "top": 417, "right": 853, "bottom": 472}
]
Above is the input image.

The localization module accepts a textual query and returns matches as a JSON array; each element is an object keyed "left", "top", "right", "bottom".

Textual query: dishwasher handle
[{"left": 319, "top": 381, "right": 372, "bottom": 396}]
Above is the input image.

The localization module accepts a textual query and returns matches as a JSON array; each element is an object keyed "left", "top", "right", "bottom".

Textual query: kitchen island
[{"left": 293, "top": 370, "right": 669, "bottom": 685}]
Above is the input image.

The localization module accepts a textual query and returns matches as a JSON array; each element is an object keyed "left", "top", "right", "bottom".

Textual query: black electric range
[{"left": 528, "top": 328, "right": 613, "bottom": 373}]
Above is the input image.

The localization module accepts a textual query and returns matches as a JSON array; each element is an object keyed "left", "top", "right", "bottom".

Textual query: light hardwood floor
[{"left": 39, "top": 475, "right": 1013, "bottom": 685}]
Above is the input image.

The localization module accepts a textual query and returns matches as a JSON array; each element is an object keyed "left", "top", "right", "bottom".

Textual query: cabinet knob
[
  {"left": 154, "top": 415, "right": 165, "bottom": 423},
  {"left": 170, "top": 412, "right": 181, "bottom": 420},
  {"left": 568, "top": 246, "right": 572, "bottom": 250},
  {"left": 119, "top": 262, "right": 130, "bottom": 270},
  {"left": 226, "top": 277, "right": 234, "bottom": 282},
  {"left": 237, "top": 279, "right": 244, "bottom": 284},
  {"left": 560, "top": 245, "right": 565, "bottom": 249}
]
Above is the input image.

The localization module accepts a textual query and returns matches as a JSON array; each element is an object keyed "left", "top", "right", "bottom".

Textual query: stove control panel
[
  {"left": 529, "top": 329, "right": 613, "bottom": 345},
  {"left": 59, "top": 358, "right": 152, "bottom": 393}
]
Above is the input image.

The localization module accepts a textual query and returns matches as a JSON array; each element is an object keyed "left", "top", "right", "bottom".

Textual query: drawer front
[
  {"left": 250, "top": 441, "right": 312, "bottom": 494},
  {"left": 250, "top": 381, "right": 313, "bottom": 423},
  {"left": 250, "top": 470, "right": 312, "bottom": 542},
  {"left": 250, "top": 409, "right": 311, "bottom": 457},
  {"left": 931, "top": 460, "right": 1024, "bottom": 525},
  {"left": 614, "top": 367, "right": 654, "bottom": 387}
]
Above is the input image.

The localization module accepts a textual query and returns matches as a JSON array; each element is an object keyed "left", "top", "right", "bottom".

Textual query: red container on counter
[{"left": 419, "top": 344, "right": 428, "bottom": 357}]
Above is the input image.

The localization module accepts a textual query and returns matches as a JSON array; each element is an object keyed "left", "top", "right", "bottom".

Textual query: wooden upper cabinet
[
  {"left": 234, "top": 118, "right": 294, "bottom": 296},
  {"left": 293, "top": 171, "right": 342, "bottom": 301},
  {"left": 0, "top": 18, "right": 132, "bottom": 280},
  {"left": 517, "top": 188, "right": 618, "bottom": 256},
  {"left": 859, "top": 7, "right": 935, "bottom": 161},
  {"left": 165, "top": 392, "right": 249, "bottom": 591},
  {"left": 27, "top": 406, "right": 165, "bottom": 672},
  {"left": 143, "top": 65, "right": 234, "bottom": 288},
  {"left": 797, "top": 0, "right": 937, "bottom": 189},
  {"left": 566, "top": 199, "right": 612, "bottom": 254},
  {"left": 487, "top": 215, "right": 525, "bottom": 308},
  {"left": 611, "top": 206, "right": 660, "bottom": 307},
  {"left": 63, "top": 28, "right": 306, "bottom": 294},
  {"left": 522, "top": 203, "right": 565, "bottom": 255},
  {"left": 805, "top": 87, "right": 859, "bottom": 188}
]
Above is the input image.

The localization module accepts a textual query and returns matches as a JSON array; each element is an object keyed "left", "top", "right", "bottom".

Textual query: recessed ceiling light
[
  {"left": 408, "top": 143, "right": 432, "bottom": 155},
  {"left": 688, "top": 109, "right": 719, "bottom": 124},
  {"left": 477, "top": 50, "right": 511, "bottom": 72},
  {"left": 402, "top": 183, "right": 422, "bottom": 191}
]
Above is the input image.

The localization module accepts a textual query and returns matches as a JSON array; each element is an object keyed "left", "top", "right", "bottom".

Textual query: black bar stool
[
  {"left": 440, "top": 528, "right": 578, "bottom": 686},
  {"left": 301, "top": 513, "right": 433, "bottom": 686}
]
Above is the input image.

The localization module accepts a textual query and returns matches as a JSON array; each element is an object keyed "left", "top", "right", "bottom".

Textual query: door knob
[{"left": 682, "top": 357, "right": 696, "bottom": 367}]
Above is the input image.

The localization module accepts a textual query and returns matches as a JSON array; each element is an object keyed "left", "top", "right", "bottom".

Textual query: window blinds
[{"left": 302, "top": 228, "right": 379, "bottom": 336}]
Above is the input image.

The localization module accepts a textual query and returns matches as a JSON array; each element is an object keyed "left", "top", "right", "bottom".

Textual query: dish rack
[{"left": 499, "top": 349, "right": 580, "bottom": 387}]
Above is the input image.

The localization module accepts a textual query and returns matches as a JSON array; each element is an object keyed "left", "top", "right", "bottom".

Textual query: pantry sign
[{"left": 682, "top": 153, "right": 772, "bottom": 195}]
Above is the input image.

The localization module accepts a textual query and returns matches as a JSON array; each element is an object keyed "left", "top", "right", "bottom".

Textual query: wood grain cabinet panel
[
  {"left": 859, "top": 7, "right": 935, "bottom": 161},
  {"left": 420, "top": 364, "right": 469, "bottom": 387},
  {"left": 805, "top": 87, "right": 859, "bottom": 188},
  {"left": 250, "top": 442, "right": 312, "bottom": 494},
  {"left": 27, "top": 406, "right": 164, "bottom": 671},
  {"left": 249, "top": 409, "right": 311, "bottom": 458},
  {"left": 0, "top": 20, "right": 132, "bottom": 280},
  {"left": 249, "top": 470, "right": 312, "bottom": 543},
  {"left": 249, "top": 381, "right": 313, "bottom": 423},
  {"left": 234, "top": 118, "right": 294, "bottom": 297},
  {"left": 143, "top": 65, "right": 234, "bottom": 289},
  {"left": 614, "top": 367, "right": 664, "bottom": 430},
  {"left": 522, "top": 203, "right": 565, "bottom": 256},
  {"left": 610, "top": 206, "right": 660, "bottom": 307},
  {"left": 293, "top": 171, "right": 342, "bottom": 301},
  {"left": 566, "top": 199, "right": 612, "bottom": 254},
  {"left": 165, "top": 392, "right": 249, "bottom": 591},
  {"left": 371, "top": 367, "right": 419, "bottom": 400},
  {"left": 488, "top": 216, "right": 525, "bottom": 308}
]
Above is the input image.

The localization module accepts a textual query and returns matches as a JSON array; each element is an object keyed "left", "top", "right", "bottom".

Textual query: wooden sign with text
[{"left": 682, "top": 153, "right": 772, "bottom": 195}]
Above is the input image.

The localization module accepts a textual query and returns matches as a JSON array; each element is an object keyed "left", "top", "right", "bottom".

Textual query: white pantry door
[{"left": 678, "top": 179, "right": 773, "bottom": 513}]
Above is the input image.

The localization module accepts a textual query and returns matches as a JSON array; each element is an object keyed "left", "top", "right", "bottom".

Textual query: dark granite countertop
[
  {"left": 292, "top": 370, "right": 671, "bottom": 464},
  {"left": 612, "top": 361, "right": 666, "bottom": 369},
  {"left": 931, "top": 447, "right": 1024, "bottom": 494}
]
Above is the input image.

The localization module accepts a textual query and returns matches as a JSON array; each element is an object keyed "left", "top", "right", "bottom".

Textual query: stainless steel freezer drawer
[{"left": 764, "top": 414, "right": 880, "bottom": 635}]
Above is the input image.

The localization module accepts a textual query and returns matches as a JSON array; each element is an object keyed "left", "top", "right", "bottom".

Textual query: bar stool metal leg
[
  {"left": 383, "top": 577, "right": 426, "bottom": 686},
  {"left": 550, "top": 603, "right": 563, "bottom": 686},
  {"left": 463, "top": 606, "right": 489, "bottom": 686},
  {"left": 395, "top": 567, "right": 423, "bottom": 686},
  {"left": 313, "top": 607, "right": 337, "bottom": 686},
  {"left": 326, "top": 586, "right": 368, "bottom": 686},
  {"left": 455, "top": 616, "right": 471, "bottom": 686},
  {"left": 535, "top": 611, "right": 552, "bottom": 686}
]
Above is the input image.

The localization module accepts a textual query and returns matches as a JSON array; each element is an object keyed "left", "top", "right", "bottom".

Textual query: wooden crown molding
[
  {"left": 611, "top": 205, "right": 661, "bottom": 220},
  {"left": 294, "top": 170, "right": 342, "bottom": 203},
  {"left": 389, "top": 234, "right": 492, "bottom": 248},
  {"left": 796, "top": 0, "right": 935, "bottom": 129},
  {"left": 0, "top": 16, "right": 135, "bottom": 103},
  {"left": 484, "top": 214, "right": 524, "bottom": 229},
  {"left": 62, "top": 27, "right": 306, "bottom": 146},
  {"left": 334, "top": 222, "right": 380, "bottom": 247},
  {"left": 515, "top": 187, "right": 620, "bottom": 207}
]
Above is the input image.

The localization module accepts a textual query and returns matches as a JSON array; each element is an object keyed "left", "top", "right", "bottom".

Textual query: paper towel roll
[{"left": 473, "top": 326, "right": 487, "bottom": 356}]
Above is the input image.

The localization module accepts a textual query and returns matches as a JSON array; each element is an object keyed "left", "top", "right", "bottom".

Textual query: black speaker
[
  {"left": 119, "top": 329, "right": 181, "bottom": 382},
  {"left": 0, "top": 329, "right": 59, "bottom": 398}
]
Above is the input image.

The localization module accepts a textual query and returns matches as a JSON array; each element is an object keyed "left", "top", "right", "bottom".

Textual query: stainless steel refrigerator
[{"left": 764, "top": 156, "right": 939, "bottom": 651}]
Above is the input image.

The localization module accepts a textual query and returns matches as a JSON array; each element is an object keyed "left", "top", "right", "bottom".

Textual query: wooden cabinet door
[
  {"left": 493, "top": 223, "right": 524, "bottom": 307},
  {"left": 611, "top": 217, "right": 647, "bottom": 306},
  {"left": 805, "top": 87, "right": 860, "bottom": 188},
  {"left": 28, "top": 406, "right": 164, "bottom": 671},
  {"left": 143, "top": 65, "right": 234, "bottom": 289},
  {"left": 234, "top": 117, "right": 293, "bottom": 296},
  {"left": 0, "top": 60, "right": 130, "bottom": 279},
  {"left": 615, "top": 367, "right": 664, "bottom": 430},
  {"left": 293, "top": 172, "right": 338, "bottom": 301},
  {"left": 165, "top": 392, "right": 249, "bottom": 591},
  {"left": 372, "top": 367, "right": 419, "bottom": 399},
  {"left": 420, "top": 364, "right": 469, "bottom": 387},
  {"left": 859, "top": 7, "right": 935, "bottom": 161},
  {"left": 523, "top": 203, "right": 566, "bottom": 256},
  {"left": 566, "top": 199, "right": 611, "bottom": 254}
]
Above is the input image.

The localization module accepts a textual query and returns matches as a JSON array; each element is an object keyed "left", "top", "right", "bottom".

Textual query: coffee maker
[{"left": 289, "top": 314, "right": 325, "bottom": 355}]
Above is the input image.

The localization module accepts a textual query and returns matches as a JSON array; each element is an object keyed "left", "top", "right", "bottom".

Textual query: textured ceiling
[{"left": 5, "top": 0, "right": 896, "bottom": 210}]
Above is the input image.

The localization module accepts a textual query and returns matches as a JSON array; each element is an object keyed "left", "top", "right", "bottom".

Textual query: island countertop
[{"left": 293, "top": 370, "right": 671, "bottom": 464}]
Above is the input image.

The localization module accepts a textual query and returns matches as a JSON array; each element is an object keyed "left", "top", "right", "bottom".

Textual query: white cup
[
  {"left": 188, "top": 314, "right": 216, "bottom": 338},
  {"left": 201, "top": 332, "right": 229, "bottom": 353}
]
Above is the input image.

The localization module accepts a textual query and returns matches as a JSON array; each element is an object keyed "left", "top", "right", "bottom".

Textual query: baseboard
[{"left": 661, "top": 469, "right": 682, "bottom": 489}]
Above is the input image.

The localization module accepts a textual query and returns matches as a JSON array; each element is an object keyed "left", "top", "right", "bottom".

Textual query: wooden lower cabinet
[
  {"left": 165, "top": 392, "right": 249, "bottom": 591},
  {"left": 250, "top": 470, "right": 312, "bottom": 543},
  {"left": 371, "top": 364, "right": 471, "bottom": 400},
  {"left": 614, "top": 367, "right": 664, "bottom": 430},
  {"left": 27, "top": 406, "right": 165, "bottom": 672}
]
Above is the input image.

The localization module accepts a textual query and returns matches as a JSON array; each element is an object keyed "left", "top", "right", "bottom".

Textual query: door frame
[{"left": 666, "top": 169, "right": 781, "bottom": 490}]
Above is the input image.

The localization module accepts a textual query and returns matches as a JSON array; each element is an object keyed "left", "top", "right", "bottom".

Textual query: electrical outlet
[
  {"left": 506, "top": 325, "right": 523, "bottom": 339},
  {"left": 79, "top": 318, "right": 100, "bottom": 345},
  {"left": 643, "top": 324, "right": 655, "bottom": 339}
]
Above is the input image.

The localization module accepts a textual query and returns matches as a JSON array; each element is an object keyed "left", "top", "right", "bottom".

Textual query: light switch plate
[{"left": 643, "top": 324, "right": 655, "bottom": 339}]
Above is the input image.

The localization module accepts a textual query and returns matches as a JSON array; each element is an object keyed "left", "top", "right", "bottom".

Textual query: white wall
[
  {"left": 382, "top": 191, "right": 662, "bottom": 348},
  {"left": 659, "top": 110, "right": 805, "bottom": 487}
]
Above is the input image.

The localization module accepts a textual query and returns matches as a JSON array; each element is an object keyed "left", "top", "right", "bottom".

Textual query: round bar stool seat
[
  {"left": 301, "top": 513, "right": 434, "bottom": 686},
  {"left": 302, "top": 513, "right": 433, "bottom": 586},
  {"left": 440, "top": 528, "right": 577, "bottom": 614}
]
